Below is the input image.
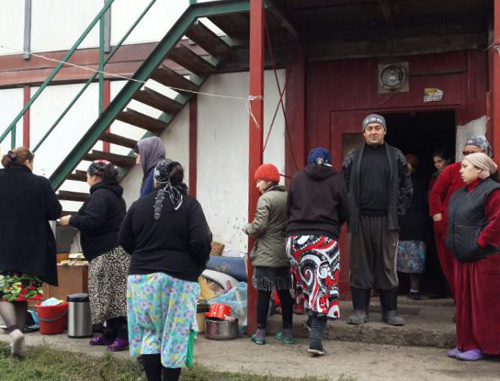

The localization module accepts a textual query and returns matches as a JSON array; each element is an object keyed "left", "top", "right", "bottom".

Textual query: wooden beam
[
  {"left": 185, "top": 21, "right": 231, "bottom": 58},
  {"left": 133, "top": 87, "right": 183, "bottom": 114},
  {"left": 247, "top": 0, "right": 265, "bottom": 337},
  {"left": 151, "top": 65, "right": 200, "bottom": 93},
  {"left": 168, "top": 45, "right": 216, "bottom": 76},
  {"left": 307, "top": 33, "right": 487, "bottom": 62},
  {"left": 84, "top": 150, "right": 135, "bottom": 168},
  {"left": 99, "top": 132, "right": 137, "bottom": 149},
  {"left": 117, "top": 109, "right": 169, "bottom": 134}
]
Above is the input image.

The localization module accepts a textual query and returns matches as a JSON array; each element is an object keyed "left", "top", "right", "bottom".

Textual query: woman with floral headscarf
[
  {"left": 119, "top": 160, "right": 211, "bottom": 381},
  {"left": 446, "top": 152, "right": 500, "bottom": 361},
  {"left": 134, "top": 136, "right": 166, "bottom": 197},
  {"left": 60, "top": 160, "right": 129, "bottom": 351}
]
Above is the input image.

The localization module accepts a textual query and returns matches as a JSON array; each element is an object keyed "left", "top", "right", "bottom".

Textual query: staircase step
[
  {"left": 84, "top": 150, "right": 135, "bottom": 168},
  {"left": 58, "top": 191, "right": 90, "bottom": 202},
  {"left": 208, "top": 13, "right": 250, "bottom": 40},
  {"left": 133, "top": 87, "right": 183, "bottom": 114},
  {"left": 185, "top": 21, "right": 231, "bottom": 58},
  {"left": 99, "top": 132, "right": 138, "bottom": 149},
  {"left": 151, "top": 65, "right": 200, "bottom": 94},
  {"left": 67, "top": 170, "right": 88, "bottom": 182},
  {"left": 168, "top": 45, "right": 216, "bottom": 76},
  {"left": 267, "top": 299, "right": 455, "bottom": 348},
  {"left": 117, "top": 109, "right": 169, "bottom": 134}
]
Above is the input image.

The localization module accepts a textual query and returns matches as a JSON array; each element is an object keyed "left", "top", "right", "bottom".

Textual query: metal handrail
[
  {"left": 32, "top": 0, "right": 158, "bottom": 153},
  {"left": 0, "top": 0, "right": 116, "bottom": 148}
]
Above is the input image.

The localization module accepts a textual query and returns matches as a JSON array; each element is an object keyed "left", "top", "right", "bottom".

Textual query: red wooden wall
[{"left": 285, "top": 50, "right": 489, "bottom": 298}]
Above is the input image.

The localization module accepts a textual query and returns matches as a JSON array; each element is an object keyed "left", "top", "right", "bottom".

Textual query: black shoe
[
  {"left": 308, "top": 344, "right": 327, "bottom": 357},
  {"left": 408, "top": 290, "right": 420, "bottom": 300}
]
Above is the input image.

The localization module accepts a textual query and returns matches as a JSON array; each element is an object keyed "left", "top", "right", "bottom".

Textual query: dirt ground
[{"left": 1, "top": 331, "right": 499, "bottom": 381}]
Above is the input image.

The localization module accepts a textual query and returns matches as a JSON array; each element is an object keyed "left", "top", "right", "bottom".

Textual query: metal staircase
[
  {"left": 51, "top": 0, "right": 251, "bottom": 210},
  {"left": 0, "top": 0, "right": 255, "bottom": 212}
]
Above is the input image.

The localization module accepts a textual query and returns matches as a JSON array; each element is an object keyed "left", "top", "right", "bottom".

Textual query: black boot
[
  {"left": 347, "top": 287, "right": 369, "bottom": 325},
  {"left": 364, "top": 289, "right": 371, "bottom": 322},
  {"left": 379, "top": 288, "right": 405, "bottom": 326}
]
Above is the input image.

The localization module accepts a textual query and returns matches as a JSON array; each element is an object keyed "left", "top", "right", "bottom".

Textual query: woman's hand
[
  {"left": 59, "top": 215, "right": 72, "bottom": 227},
  {"left": 433, "top": 213, "right": 443, "bottom": 222}
]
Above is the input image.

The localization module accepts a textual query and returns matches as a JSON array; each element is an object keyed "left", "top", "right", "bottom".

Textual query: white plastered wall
[
  {"left": 197, "top": 70, "right": 286, "bottom": 253},
  {"left": 0, "top": 2, "right": 24, "bottom": 55},
  {"left": 0, "top": 89, "right": 24, "bottom": 157}
]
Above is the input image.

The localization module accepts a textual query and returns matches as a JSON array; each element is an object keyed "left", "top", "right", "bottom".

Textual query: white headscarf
[{"left": 463, "top": 152, "right": 498, "bottom": 180}]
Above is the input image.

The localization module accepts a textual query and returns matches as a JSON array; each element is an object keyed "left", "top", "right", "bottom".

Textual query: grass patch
[{"left": 0, "top": 342, "right": 355, "bottom": 381}]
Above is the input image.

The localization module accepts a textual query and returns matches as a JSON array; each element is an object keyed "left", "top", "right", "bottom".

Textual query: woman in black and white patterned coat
[{"left": 60, "top": 160, "right": 130, "bottom": 352}]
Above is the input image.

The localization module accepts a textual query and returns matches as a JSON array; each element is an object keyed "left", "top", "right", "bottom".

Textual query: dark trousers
[{"left": 349, "top": 215, "right": 399, "bottom": 290}]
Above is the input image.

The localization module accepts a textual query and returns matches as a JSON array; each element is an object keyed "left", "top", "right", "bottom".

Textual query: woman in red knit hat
[{"left": 243, "top": 163, "right": 293, "bottom": 345}]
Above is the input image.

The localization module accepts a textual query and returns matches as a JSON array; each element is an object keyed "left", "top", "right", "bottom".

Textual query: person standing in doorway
[
  {"left": 428, "top": 150, "right": 452, "bottom": 194},
  {"left": 134, "top": 136, "right": 166, "bottom": 197},
  {"left": 342, "top": 114, "right": 412, "bottom": 326},
  {"left": 397, "top": 154, "right": 428, "bottom": 300},
  {"left": 287, "top": 148, "right": 349, "bottom": 356},
  {"left": 429, "top": 136, "right": 493, "bottom": 299},
  {"left": 0, "top": 147, "right": 62, "bottom": 356}
]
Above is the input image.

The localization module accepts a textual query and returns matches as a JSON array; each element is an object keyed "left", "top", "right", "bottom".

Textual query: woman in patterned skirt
[
  {"left": 60, "top": 160, "right": 129, "bottom": 351},
  {"left": 0, "top": 147, "right": 62, "bottom": 356},
  {"left": 119, "top": 160, "right": 211, "bottom": 381},
  {"left": 396, "top": 154, "right": 429, "bottom": 300},
  {"left": 287, "top": 148, "right": 349, "bottom": 356}
]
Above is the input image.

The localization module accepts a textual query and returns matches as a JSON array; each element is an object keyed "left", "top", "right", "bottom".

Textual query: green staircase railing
[
  {"left": 0, "top": 0, "right": 158, "bottom": 150},
  {"left": 49, "top": 0, "right": 250, "bottom": 190},
  {"left": 1, "top": 0, "right": 252, "bottom": 191}
]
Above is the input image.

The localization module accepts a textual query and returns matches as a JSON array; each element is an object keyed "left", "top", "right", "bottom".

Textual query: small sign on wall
[{"left": 424, "top": 88, "right": 443, "bottom": 102}]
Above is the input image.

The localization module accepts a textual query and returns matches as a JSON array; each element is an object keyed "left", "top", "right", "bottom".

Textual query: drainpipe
[{"left": 247, "top": 0, "right": 265, "bottom": 336}]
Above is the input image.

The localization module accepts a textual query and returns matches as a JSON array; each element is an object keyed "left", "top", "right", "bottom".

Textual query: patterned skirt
[
  {"left": 88, "top": 246, "right": 130, "bottom": 324},
  {"left": 127, "top": 272, "right": 200, "bottom": 368},
  {"left": 0, "top": 271, "right": 43, "bottom": 302},
  {"left": 397, "top": 240, "right": 426, "bottom": 274},
  {"left": 286, "top": 235, "right": 340, "bottom": 319}
]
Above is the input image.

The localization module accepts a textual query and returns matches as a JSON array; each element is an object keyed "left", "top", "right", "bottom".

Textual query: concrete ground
[
  {"left": 1, "top": 330, "right": 500, "bottom": 381},
  {"left": 1, "top": 297, "right": 497, "bottom": 380}
]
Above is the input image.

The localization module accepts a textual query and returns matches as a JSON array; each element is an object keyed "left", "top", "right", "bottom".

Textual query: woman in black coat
[
  {"left": 119, "top": 160, "right": 211, "bottom": 381},
  {"left": 60, "top": 161, "right": 129, "bottom": 352},
  {"left": 0, "top": 147, "right": 62, "bottom": 356}
]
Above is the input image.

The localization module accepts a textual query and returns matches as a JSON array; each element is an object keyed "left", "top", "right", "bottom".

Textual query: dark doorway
[
  {"left": 384, "top": 110, "right": 456, "bottom": 176},
  {"left": 383, "top": 110, "right": 456, "bottom": 297}
]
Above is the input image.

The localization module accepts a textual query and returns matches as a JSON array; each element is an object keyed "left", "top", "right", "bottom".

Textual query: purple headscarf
[{"left": 136, "top": 137, "right": 166, "bottom": 174}]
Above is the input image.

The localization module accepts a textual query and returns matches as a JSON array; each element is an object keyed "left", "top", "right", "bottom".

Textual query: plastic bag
[{"left": 210, "top": 282, "right": 247, "bottom": 334}]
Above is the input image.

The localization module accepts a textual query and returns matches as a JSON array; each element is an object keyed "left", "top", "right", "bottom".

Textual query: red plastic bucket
[{"left": 37, "top": 302, "right": 68, "bottom": 335}]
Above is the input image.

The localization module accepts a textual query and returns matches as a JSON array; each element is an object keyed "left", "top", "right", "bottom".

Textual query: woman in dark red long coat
[
  {"left": 446, "top": 152, "right": 500, "bottom": 361},
  {"left": 430, "top": 136, "right": 493, "bottom": 297}
]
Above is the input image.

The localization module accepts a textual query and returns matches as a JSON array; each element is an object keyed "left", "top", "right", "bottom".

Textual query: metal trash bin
[{"left": 67, "top": 293, "right": 93, "bottom": 338}]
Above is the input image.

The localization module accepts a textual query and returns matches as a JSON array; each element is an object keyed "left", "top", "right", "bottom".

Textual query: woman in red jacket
[
  {"left": 429, "top": 136, "right": 492, "bottom": 297},
  {"left": 446, "top": 152, "right": 500, "bottom": 361}
]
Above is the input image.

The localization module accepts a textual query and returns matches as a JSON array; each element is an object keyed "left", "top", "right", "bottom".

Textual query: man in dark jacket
[{"left": 342, "top": 114, "right": 412, "bottom": 326}]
